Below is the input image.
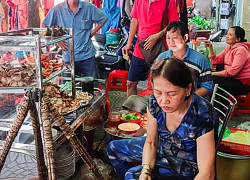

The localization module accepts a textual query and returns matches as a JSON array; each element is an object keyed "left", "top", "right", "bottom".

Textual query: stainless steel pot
[{"left": 217, "top": 151, "right": 250, "bottom": 180}]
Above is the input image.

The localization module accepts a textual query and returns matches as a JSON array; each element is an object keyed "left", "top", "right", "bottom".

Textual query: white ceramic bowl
[{"left": 118, "top": 122, "right": 140, "bottom": 137}]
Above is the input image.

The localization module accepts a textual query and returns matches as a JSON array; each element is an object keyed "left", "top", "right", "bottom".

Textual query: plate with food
[
  {"left": 43, "top": 83, "right": 81, "bottom": 115},
  {"left": 42, "top": 58, "right": 65, "bottom": 80},
  {"left": 67, "top": 91, "right": 93, "bottom": 107},
  {"left": 76, "top": 92, "right": 93, "bottom": 107},
  {"left": 59, "top": 101, "right": 81, "bottom": 116},
  {"left": 103, "top": 121, "right": 146, "bottom": 139}
]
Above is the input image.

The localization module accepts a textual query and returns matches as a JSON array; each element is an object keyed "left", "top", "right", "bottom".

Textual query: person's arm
[
  {"left": 122, "top": 18, "right": 138, "bottom": 56},
  {"left": 90, "top": 17, "right": 108, "bottom": 38},
  {"left": 41, "top": 23, "right": 68, "bottom": 51},
  {"left": 41, "top": 7, "right": 57, "bottom": 29},
  {"left": 204, "top": 41, "right": 216, "bottom": 56},
  {"left": 219, "top": 47, "right": 249, "bottom": 77},
  {"left": 195, "top": 88, "right": 211, "bottom": 97},
  {"left": 211, "top": 71, "right": 224, "bottom": 77},
  {"left": 194, "top": 130, "right": 215, "bottom": 180},
  {"left": 41, "top": 24, "right": 46, "bottom": 28},
  {"left": 90, "top": 3, "right": 108, "bottom": 37},
  {"left": 204, "top": 41, "right": 227, "bottom": 65},
  {"left": 41, "top": 8, "right": 69, "bottom": 50},
  {"left": 139, "top": 108, "right": 158, "bottom": 180},
  {"left": 195, "top": 54, "right": 214, "bottom": 96}
]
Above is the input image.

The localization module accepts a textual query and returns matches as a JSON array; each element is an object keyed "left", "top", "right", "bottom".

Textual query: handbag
[
  {"left": 138, "top": 0, "right": 170, "bottom": 67},
  {"left": 138, "top": 38, "right": 167, "bottom": 67}
]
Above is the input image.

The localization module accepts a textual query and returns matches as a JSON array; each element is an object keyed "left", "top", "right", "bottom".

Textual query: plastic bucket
[{"left": 216, "top": 151, "right": 250, "bottom": 180}]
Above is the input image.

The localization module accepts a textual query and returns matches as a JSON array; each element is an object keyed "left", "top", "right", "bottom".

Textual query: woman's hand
[
  {"left": 143, "top": 34, "right": 160, "bottom": 50},
  {"left": 203, "top": 40, "right": 213, "bottom": 50},
  {"left": 139, "top": 172, "right": 152, "bottom": 180}
]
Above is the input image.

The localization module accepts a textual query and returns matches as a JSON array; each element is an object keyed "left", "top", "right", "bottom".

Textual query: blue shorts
[
  {"left": 65, "top": 56, "right": 99, "bottom": 78},
  {"left": 128, "top": 56, "right": 149, "bottom": 81}
]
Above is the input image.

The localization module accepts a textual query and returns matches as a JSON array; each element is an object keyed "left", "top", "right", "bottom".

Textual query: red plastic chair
[
  {"left": 138, "top": 74, "right": 152, "bottom": 96},
  {"left": 232, "top": 78, "right": 250, "bottom": 116}
]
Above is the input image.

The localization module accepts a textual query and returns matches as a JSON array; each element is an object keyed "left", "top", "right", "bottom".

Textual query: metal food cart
[{"left": 0, "top": 28, "right": 107, "bottom": 179}]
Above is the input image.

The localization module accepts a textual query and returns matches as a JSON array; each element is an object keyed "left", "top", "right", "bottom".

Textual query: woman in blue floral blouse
[{"left": 107, "top": 58, "right": 218, "bottom": 180}]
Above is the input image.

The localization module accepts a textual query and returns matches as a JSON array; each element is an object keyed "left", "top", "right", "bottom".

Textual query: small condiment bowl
[{"left": 118, "top": 122, "right": 140, "bottom": 137}]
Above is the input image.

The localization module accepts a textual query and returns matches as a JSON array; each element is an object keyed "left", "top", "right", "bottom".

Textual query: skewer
[
  {"left": 0, "top": 97, "right": 29, "bottom": 172},
  {"left": 40, "top": 103, "right": 56, "bottom": 180},
  {"left": 29, "top": 98, "right": 48, "bottom": 180}
]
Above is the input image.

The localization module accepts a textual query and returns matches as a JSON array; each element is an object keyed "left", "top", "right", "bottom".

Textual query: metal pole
[
  {"left": 216, "top": 0, "right": 220, "bottom": 32},
  {"left": 69, "top": 28, "right": 76, "bottom": 99}
]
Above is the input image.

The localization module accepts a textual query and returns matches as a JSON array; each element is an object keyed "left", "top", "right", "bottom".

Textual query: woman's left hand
[{"left": 139, "top": 173, "right": 152, "bottom": 180}]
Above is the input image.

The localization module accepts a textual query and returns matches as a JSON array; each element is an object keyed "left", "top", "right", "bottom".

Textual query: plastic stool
[
  {"left": 107, "top": 70, "right": 128, "bottom": 92},
  {"left": 232, "top": 78, "right": 250, "bottom": 116},
  {"left": 138, "top": 74, "right": 152, "bottom": 96}
]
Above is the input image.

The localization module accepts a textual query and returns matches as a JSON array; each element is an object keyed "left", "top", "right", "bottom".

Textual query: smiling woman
[
  {"left": 204, "top": 26, "right": 250, "bottom": 95},
  {"left": 107, "top": 58, "right": 219, "bottom": 180}
]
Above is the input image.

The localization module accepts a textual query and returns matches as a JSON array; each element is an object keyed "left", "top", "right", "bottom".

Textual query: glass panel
[{"left": 0, "top": 50, "right": 37, "bottom": 88}]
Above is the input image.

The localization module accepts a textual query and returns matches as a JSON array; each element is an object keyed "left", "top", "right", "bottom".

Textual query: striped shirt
[{"left": 157, "top": 45, "right": 214, "bottom": 93}]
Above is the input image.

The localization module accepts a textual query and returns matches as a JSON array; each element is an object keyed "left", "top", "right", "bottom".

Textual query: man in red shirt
[{"left": 122, "top": 0, "right": 179, "bottom": 97}]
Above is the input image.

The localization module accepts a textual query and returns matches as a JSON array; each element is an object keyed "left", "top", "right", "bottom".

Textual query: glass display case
[
  {"left": 0, "top": 28, "right": 75, "bottom": 151},
  {"left": 0, "top": 28, "right": 107, "bottom": 178},
  {"left": 0, "top": 28, "right": 75, "bottom": 92}
]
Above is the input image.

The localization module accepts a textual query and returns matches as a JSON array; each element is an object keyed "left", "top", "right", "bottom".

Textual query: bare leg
[{"left": 127, "top": 80, "right": 138, "bottom": 98}]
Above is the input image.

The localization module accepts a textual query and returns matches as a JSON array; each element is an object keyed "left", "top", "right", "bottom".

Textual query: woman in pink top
[{"left": 204, "top": 26, "right": 250, "bottom": 95}]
